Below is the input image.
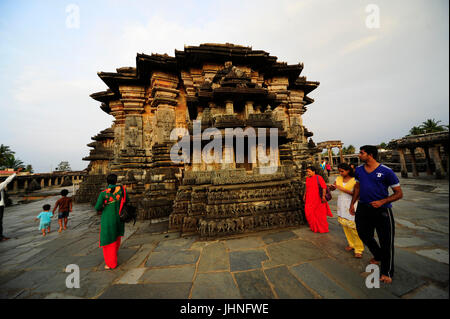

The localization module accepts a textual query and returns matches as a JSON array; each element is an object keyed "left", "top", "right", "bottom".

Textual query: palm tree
[
  {"left": 420, "top": 119, "right": 446, "bottom": 133},
  {"left": 0, "top": 144, "right": 15, "bottom": 168},
  {"left": 343, "top": 145, "right": 355, "bottom": 155},
  {"left": 409, "top": 126, "right": 425, "bottom": 136},
  {"left": 2, "top": 155, "right": 24, "bottom": 170}
]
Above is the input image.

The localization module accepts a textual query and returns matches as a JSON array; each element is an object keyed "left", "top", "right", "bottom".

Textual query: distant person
[
  {"left": 325, "top": 161, "right": 332, "bottom": 177},
  {"left": 320, "top": 160, "right": 326, "bottom": 171},
  {"left": 350, "top": 163, "right": 356, "bottom": 173},
  {"left": 35, "top": 204, "right": 53, "bottom": 236},
  {"left": 303, "top": 166, "right": 333, "bottom": 233},
  {"left": 95, "top": 174, "right": 127, "bottom": 270},
  {"left": 330, "top": 163, "right": 364, "bottom": 258},
  {"left": 0, "top": 167, "right": 22, "bottom": 241},
  {"left": 53, "top": 189, "right": 72, "bottom": 233},
  {"left": 350, "top": 145, "right": 403, "bottom": 284}
]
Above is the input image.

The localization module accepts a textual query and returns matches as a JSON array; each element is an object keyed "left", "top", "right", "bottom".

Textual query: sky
[{"left": 0, "top": 0, "right": 448, "bottom": 173}]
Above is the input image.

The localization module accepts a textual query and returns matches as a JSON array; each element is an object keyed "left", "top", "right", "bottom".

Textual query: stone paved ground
[{"left": 0, "top": 174, "right": 448, "bottom": 299}]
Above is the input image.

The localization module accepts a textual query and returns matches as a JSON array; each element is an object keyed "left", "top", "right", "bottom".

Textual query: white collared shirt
[{"left": 0, "top": 173, "right": 16, "bottom": 206}]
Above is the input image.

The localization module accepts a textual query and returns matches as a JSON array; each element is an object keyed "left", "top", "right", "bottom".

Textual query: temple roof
[
  {"left": 91, "top": 127, "right": 115, "bottom": 142},
  {"left": 175, "top": 43, "right": 278, "bottom": 69},
  {"left": 289, "top": 76, "right": 320, "bottom": 94},
  {"left": 93, "top": 43, "right": 319, "bottom": 111}
]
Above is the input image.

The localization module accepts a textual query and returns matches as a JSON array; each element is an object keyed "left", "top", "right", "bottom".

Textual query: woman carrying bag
[{"left": 95, "top": 174, "right": 128, "bottom": 270}]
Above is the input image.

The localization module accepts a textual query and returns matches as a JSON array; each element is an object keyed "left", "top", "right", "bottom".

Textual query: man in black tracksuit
[{"left": 350, "top": 145, "right": 403, "bottom": 284}]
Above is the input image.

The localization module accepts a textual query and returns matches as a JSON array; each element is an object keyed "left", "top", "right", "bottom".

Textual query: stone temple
[{"left": 75, "top": 43, "right": 321, "bottom": 238}]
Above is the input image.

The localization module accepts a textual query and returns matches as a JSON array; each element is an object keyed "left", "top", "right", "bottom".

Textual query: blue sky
[{"left": 0, "top": 0, "right": 448, "bottom": 172}]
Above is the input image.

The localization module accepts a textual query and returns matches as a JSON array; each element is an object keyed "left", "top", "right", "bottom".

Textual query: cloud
[{"left": 339, "top": 35, "right": 379, "bottom": 55}]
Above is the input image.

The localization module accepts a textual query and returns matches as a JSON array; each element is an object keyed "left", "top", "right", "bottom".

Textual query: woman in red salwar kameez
[
  {"left": 303, "top": 166, "right": 333, "bottom": 233},
  {"left": 95, "top": 174, "right": 126, "bottom": 270}
]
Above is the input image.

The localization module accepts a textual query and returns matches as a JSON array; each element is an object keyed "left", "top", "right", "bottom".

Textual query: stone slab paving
[
  {"left": 197, "top": 242, "right": 229, "bottom": 273},
  {"left": 410, "top": 284, "right": 449, "bottom": 299},
  {"left": 229, "top": 249, "right": 268, "bottom": 272},
  {"left": 290, "top": 263, "right": 354, "bottom": 299},
  {"left": 415, "top": 248, "right": 449, "bottom": 264},
  {"left": 141, "top": 265, "right": 196, "bottom": 283},
  {"left": 263, "top": 266, "right": 314, "bottom": 299},
  {"left": 233, "top": 270, "right": 274, "bottom": 299},
  {"left": 0, "top": 176, "right": 448, "bottom": 299},
  {"left": 190, "top": 272, "right": 241, "bottom": 299}
]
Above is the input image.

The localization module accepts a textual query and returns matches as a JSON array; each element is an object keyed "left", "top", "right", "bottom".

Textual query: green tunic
[{"left": 95, "top": 184, "right": 127, "bottom": 246}]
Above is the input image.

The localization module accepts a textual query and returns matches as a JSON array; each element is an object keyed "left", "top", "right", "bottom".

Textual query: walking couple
[{"left": 304, "top": 145, "right": 403, "bottom": 284}]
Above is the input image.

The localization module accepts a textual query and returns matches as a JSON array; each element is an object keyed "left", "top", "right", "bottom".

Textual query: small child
[
  {"left": 53, "top": 189, "right": 72, "bottom": 233},
  {"left": 36, "top": 204, "right": 53, "bottom": 236}
]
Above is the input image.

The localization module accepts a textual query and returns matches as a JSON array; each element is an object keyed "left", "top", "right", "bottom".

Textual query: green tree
[
  {"left": 55, "top": 161, "right": 71, "bottom": 172},
  {"left": 25, "top": 164, "right": 34, "bottom": 173},
  {"left": 0, "top": 144, "right": 15, "bottom": 168},
  {"left": 379, "top": 142, "right": 387, "bottom": 149},
  {"left": 420, "top": 119, "right": 446, "bottom": 133},
  {"left": 409, "top": 125, "right": 425, "bottom": 136},
  {"left": 342, "top": 145, "right": 355, "bottom": 155},
  {"left": 2, "top": 154, "right": 25, "bottom": 170}
]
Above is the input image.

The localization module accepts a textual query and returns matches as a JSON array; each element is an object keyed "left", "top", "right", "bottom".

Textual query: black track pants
[{"left": 355, "top": 202, "right": 395, "bottom": 278}]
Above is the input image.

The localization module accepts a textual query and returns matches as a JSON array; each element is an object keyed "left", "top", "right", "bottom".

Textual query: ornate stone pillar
[
  {"left": 109, "top": 100, "right": 126, "bottom": 163},
  {"left": 222, "top": 143, "right": 235, "bottom": 170},
  {"left": 150, "top": 72, "right": 179, "bottom": 144},
  {"left": 398, "top": 148, "right": 408, "bottom": 178},
  {"left": 430, "top": 145, "right": 444, "bottom": 179},
  {"left": 225, "top": 100, "right": 234, "bottom": 115},
  {"left": 339, "top": 146, "right": 343, "bottom": 164},
  {"left": 40, "top": 178, "right": 45, "bottom": 188},
  {"left": 24, "top": 179, "right": 28, "bottom": 190},
  {"left": 244, "top": 101, "right": 254, "bottom": 119},
  {"left": 119, "top": 85, "right": 146, "bottom": 153},
  {"left": 327, "top": 148, "right": 333, "bottom": 168},
  {"left": 408, "top": 147, "right": 419, "bottom": 177},
  {"left": 423, "top": 146, "right": 433, "bottom": 175},
  {"left": 13, "top": 180, "right": 18, "bottom": 192}
]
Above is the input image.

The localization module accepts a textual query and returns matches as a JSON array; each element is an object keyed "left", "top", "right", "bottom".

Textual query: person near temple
[
  {"left": 320, "top": 159, "right": 326, "bottom": 171},
  {"left": 303, "top": 166, "right": 333, "bottom": 233},
  {"left": 95, "top": 174, "right": 127, "bottom": 270},
  {"left": 325, "top": 161, "right": 332, "bottom": 177},
  {"left": 0, "top": 167, "right": 22, "bottom": 241},
  {"left": 350, "top": 145, "right": 403, "bottom": 284},
  {"left": 52, "top": 189, "right": 72, "bottom": 232},
  {"left": 35, "top": 204, "right": 53, "bottom": 236},
  {"left": 330, "top": 163, "right": 364, "bottom": 258}
]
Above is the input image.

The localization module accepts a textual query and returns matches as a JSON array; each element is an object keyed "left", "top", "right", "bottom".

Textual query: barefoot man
[{"left": 350, "top": 145, "right": 403, "bottom": 284}]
